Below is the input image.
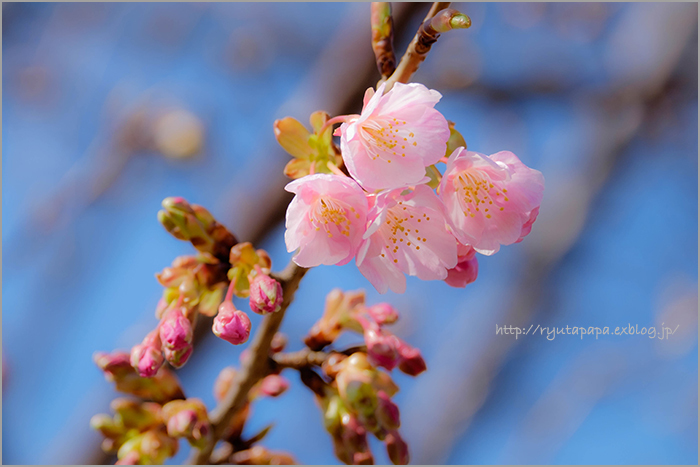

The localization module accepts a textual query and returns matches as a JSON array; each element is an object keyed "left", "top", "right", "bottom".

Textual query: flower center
[
  {"left": 359, "top": 117, "right": 417, "bottom": 164},
  {"left": 310, "top": 197, "right": 355, "bottom": 238},
  {"left": 379, "top": 201, "right": 430, "bottom": 263},
  {"left": 453, "top": 170, "right": 509, "bottom": 219}
]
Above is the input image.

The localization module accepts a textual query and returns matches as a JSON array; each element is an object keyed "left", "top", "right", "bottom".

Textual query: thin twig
[
  {"left": 270, "top": 348, "right": 334, "bottom": 370},
  {"left": 371, "top": 2, "right": 396, "bottom": 80},
  {"left": 383, "top": 2, "right": 452, "bottom": 91},
  {"left": 188, "top": 261, "right": 309, "bottom": 464}
]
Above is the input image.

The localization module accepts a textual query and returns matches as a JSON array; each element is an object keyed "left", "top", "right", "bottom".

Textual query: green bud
[{"left": 446, "top": 121, "right": 467, "bottom": 156}]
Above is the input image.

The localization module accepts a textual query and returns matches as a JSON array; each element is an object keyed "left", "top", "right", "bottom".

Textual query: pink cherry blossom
[
  {"left": 339, "top": 82, "right": 450, "bottom": 192},
  {"left": 356, "top": 185, "right": 458, "bottom": 294},
  {"left": 285, "top": 174, "right": 368, "bottom": 268},
  {"left": 439, "top": 147, "right": 544, "bottom": 255},
  {"left": 444, "top": 242, "right": 479, "bottom": 288}
]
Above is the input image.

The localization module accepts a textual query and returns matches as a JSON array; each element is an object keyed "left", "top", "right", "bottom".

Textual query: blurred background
[{"left": 2, "top": 2, "right": 698, "bottom": 464}]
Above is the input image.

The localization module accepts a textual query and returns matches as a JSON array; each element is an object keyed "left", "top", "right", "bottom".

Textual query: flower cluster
[
  {"left": 125, "top": 200, "right": 287, "bottom": 380},
  {"left": 277, "top": 83, "right": 544, "bottom": 293},
  {"left": 213, "top": 243, "right": 284, "bottom": 346},
  {"left": 93, "top": 351, "right": 184, "bottom": 403},
  {"left": 298, "top": 289, "right": 424, "bottom": 464},
  {"left": 90, "top": 399, "right": 179, "bottom": 465},
  {"left": 308, "top": 352, "right": 408, "bottom": 465},
  {"left": 305, "top": 289, "right": 426, "bottom": 376}
]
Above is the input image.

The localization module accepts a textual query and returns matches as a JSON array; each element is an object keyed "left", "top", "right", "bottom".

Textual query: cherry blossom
[
  {"left": 444, "top": 242, "right": 479, "bottom": 288},
  {"left": 439, "top": 147, "right": 544, "bottom": 255},
  {"left": 339, "top": 82, "right": 450, "bottom": 192},
  {"left": 285, "top": 174, "right": 368, "bottom": 267},
  {"left": 356, "top": 185, "right": 458, "bottom": 294}
]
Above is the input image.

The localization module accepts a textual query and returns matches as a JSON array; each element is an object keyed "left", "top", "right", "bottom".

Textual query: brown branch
[
  {"left": 383, "top": 2, "right": 453, "bottom": 91},
  {"left": 371, "top": 2, "right": 396, "bottom": 79},
  {"left": 188, "top": 261, "right": 309, "bottom": 464},
  {"left": 270, "top": 347, "right": 334, "bottom": 370}
]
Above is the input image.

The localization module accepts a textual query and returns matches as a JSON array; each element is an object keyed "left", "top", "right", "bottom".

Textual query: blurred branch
[
  {"left": 371, "top": 2, "right": 396, "bottom": 80},
  {"left": 188, "top": 261, "right": 308, "bottom": 465},
  {"left": 383, "top": 2, "right": 454, "bottom": 91},
  {"left": 270, "top": 345, "right": 367, "bottom": 371},
  {"left": 270, "top": 348, "right": 335, "bottom": 370}
]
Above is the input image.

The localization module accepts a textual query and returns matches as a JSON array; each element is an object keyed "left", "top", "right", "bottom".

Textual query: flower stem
[
  {"left": 383, "top": 2, "right": 452, "bottom": 92},
  {"left": 187, "top": 261, "right": 309, "bottom": 464}
]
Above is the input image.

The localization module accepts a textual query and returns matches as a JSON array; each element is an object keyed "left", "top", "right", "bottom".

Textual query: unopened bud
[
  {"left": 258, "top": 374, "right": 289, "bottom": 398},
  {"left": 396, "top": 340, "right": 427, "bottom": 376},
  {"left": 429, "top": 8, "right": 471, "bottom": 33},
  {"left": 376, "top": 391, "right": 400, "bottom": 431},
  {"left": 213, "top": 367, "right": 237, "bottom": 402},
  {"left": 342, "top": 379, "right": 378, "bottom": 417},
  {"left": 159, "top": 308, "right": 193, "bottom": 352},
  {"left": 270, "top": 332, "right": 288, "bottom": 353},
  {"left": 341, "top": 415, "right": 374, "bottom": 465},
  {"left": 138, "top": 429, "right": 179, "bottom": 464},
  {"left": 248, "top": 273, "right": 283, "bottom": 314},
  {"left": 130, "top": 344, "right": 164, "bottom": 378},
  {"left": 130, "top": 330, "right": 164, "bottom": 378},
  {"left": 228, "top": 243, "right": 272, "bottom": 298},
  {"left": 94, "top": 351, "right": 185, "bottom": 402},
  {"left": 178, "top": 276, "right": 198, "bottom": 305},
  {"left": 213, "top": 301, "right": 251, "bottom": 345},
  {"left": 366, "top": 303, "right": 399, "bottom": 325},
  {"left": 162, "top": 345, "right": 193, "bottom": 369},
  {"left": 385, "top": 431, "right": 409, "bottom": 465},
  {"left": 445, "top": 242, "right": 478, "bottom": 288},
  {"left": 159, "top": 197, "right": 214, "bottom": 253},
  {"left": 364, "top": 327, "right": 399, "bottom": 371},
  {"left": 166, "top": 409, "right": 197, "bottom": 438}
]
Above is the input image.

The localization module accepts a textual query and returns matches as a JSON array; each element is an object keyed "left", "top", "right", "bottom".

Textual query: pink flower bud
[
  {"left": 130, "top": 344, "right": 164, "bottom": 378},
  {"left": 376, "top": 391, "right": 401, "bottom": 431},
  {"left": 445, "top": 243, "right": 479, "bottom": 288},
  {"left": 163, "top": 345, "right": 193, "bottom": 369},
  {"left": 168, "top": 410, "right": 197, "bottom": 438},
  {"left": 248, "top": 273, "right": 283, "bottom": 314},
  {"left": 364, "top": 327, "right": 399, "bottom": 371},
  {"left": 130, "top": 330, "right": 164, "bottom": 377},
  {"left": 366, "top": 303, "right": 399, "bottom": 325},
  {"left": 159, "top": 308, "right": 193, "bottom": 352},
  {"left": 270, "top": 332, "right": 288, "bottom": 353},
  {"left": 213, "top": 302, "right": 251, "bottom": 345},
  {"left": 385, "top": 431, "right": 409, "bottom": 465},
  {"left": 259, "top": 374, "right": 289, "bottom": 398},
  {"left": 213, "top": 367, "right": 237, "bottom": 402},
  {"left": 396, "top": 340, "right": 427, "bottom": 376},
  {"left": 341, "top": 416, "right": 374, "bottom": 465},
  {"left": 166, "top": 409, "right": 198, "bottom": 438}
]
